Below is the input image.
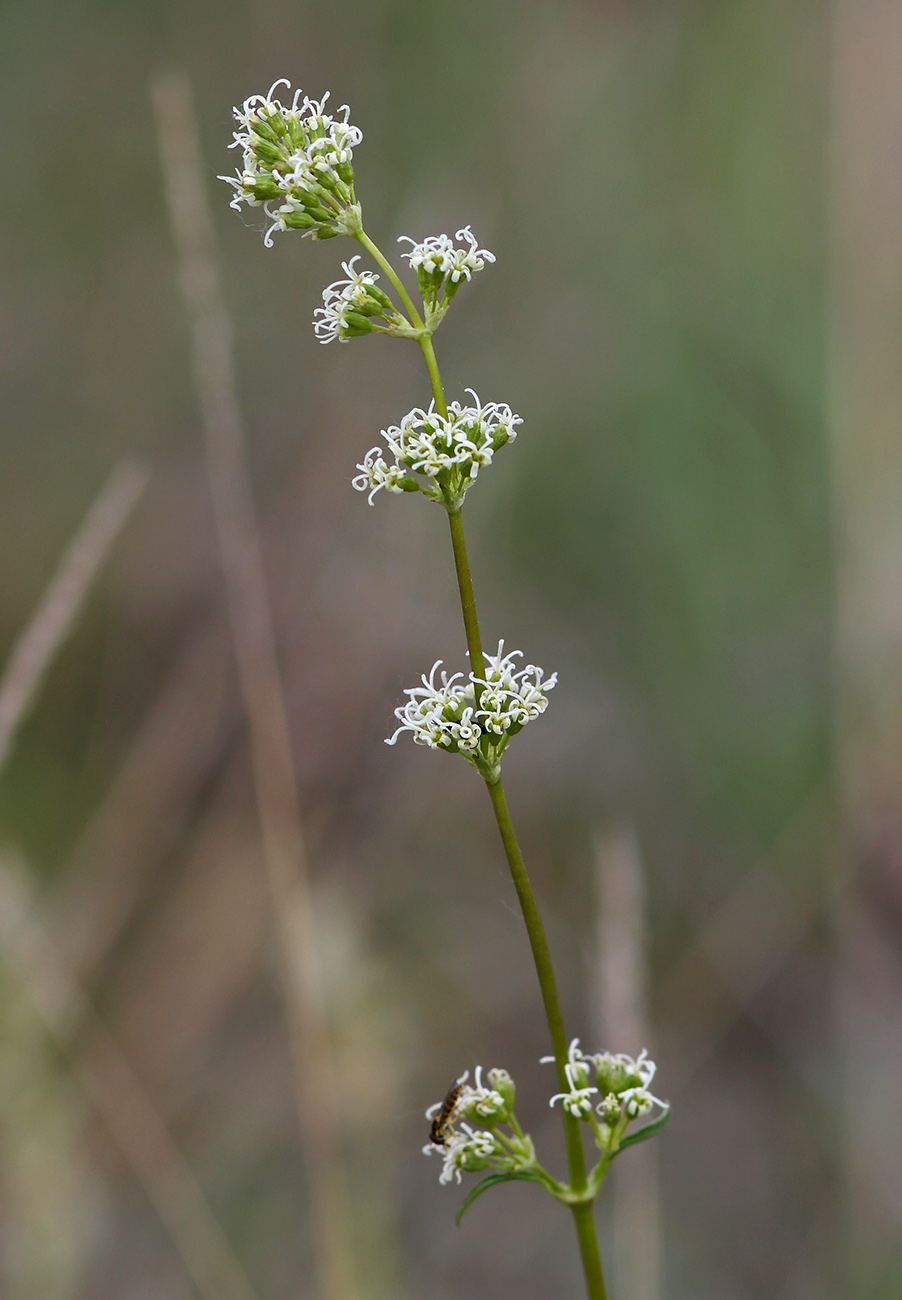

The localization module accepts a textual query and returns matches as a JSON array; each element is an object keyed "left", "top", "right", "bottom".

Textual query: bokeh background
[{"left": 1, "top": 1, "right": 901, "bottom": 1297}]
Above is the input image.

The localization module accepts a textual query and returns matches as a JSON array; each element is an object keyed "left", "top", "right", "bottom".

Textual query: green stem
[
  {"left": 355, "top": 229, "right": 424, "bottom": 329},
  {"left": 571, "top": 1203, "right": 609, "bottom": 1300},
  {"left": 418, "top": 334, "right": 448, "bottom": 418},
  {"left": 374, "top": 230, "right": 607, "bottom": 1298},
  {"left": 447, "top": 508, "right": 485, "bottom": 682},
  {"left": 485, "top": 780, "right": 588, "bottom": 1193}
]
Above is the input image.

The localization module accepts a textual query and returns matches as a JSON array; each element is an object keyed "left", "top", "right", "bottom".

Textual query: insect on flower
[{"left": 428, "top": 1077, "right": 466, "bottom": 1146}]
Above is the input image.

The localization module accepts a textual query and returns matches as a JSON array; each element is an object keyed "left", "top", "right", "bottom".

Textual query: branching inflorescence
[{"left": 224, "top": 80, "right": 668, "bottom": 1300}]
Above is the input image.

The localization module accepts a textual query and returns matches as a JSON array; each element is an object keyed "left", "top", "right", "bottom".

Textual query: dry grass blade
[
  {"left": 594, "top": 827, "right": 661, "bottom": 1300},
  {"left": 0, "top": 862, "right": 263, "bottom": 1300},
  {"left": 0, "top": 460, "right": 148, "bottom": 775},
  {"left": 152, "top": 69, "right": 355, "bottom": 1300}
]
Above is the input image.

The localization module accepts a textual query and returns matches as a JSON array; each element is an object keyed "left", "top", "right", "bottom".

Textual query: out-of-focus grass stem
[
  {"left": 0, "top": 864, "right": 263, "bottom": 1300},
  {"left": 152, "top": 70, "right": 356, "bottom": 1300},
  {"left": 0, "top": 460, "right": 147, "bottom": 773}
]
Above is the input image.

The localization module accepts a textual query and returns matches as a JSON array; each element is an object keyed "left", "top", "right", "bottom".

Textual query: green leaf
[
  {"left": 455, "top": 1169, "right": 546, "bottom": 1225},
  {"left": 613, "top": 1106, "right": 671, "bottom": 1157}
]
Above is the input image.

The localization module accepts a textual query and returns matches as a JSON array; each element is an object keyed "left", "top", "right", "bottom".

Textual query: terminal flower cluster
[
  {"left": 545, "top": 1039, "right": 668, "bottom": 1155},
  {"left": 385, "top": 642, "right": 557, "bottom": 783},
  {"left": 424, "top": 1067, "right": 537, "bottom": 1186},
  {"left": 352, "top": 394, "right": 521, "bottom": 509},
  {"left": 222, "top": 81, "right": 363, "bottom": 244},
  {"left": 399, "top": 226, "right": 495, "bottom": 310},
  {"left": 312, "top": 257, "right": 403, "bottom": 344}
]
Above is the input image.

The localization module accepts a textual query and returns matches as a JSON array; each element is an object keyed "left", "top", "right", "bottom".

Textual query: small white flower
[
  {"left": 398, "top": 232, "right": 457, "bottom": 276},
  {"left": 549, "top": 1062, "right": 598, "bottom": 1119},
  {"left": 423, "top": 1123, "right": 498, "bottom": 1185},
  {"left": 541, "top": 1037, "right": 585, "bottom": 1069},
  {"left": 458, "top": 1065, "right": 507, "bottom": 1123},
  {"left": 619, "top": 1085, "right": 667, "bottom": 1120},
  {"left": 351, "top": 450, "right": 409, "bottom": 503},
  {"left": 591, "top": 1048, "right": 658, "bottom": 1093},
  {"left": 398, "top": 226, "right": 495, "bottom": 303}
]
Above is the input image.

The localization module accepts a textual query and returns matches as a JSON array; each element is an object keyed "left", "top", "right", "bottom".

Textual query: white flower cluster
[
  {"left": 424, "top": 1067, "right": 528, "bottom": 1186},
  {"left": 546, "top": 1039, "right": 667, "bottom": 1137},
  {"left": 385, "top": 642, "right": 556, "bottom": 782},
  {"left": 312, "top": 257, "right": 399, "bottom": 344},
  {"left": 426, "top": 1123, "right": 497, "bottom": 1186},
  {"left": 221, "top": 81, "right": 363, "bottom": 244},
  {"left": 352, "top": 393, "right": 521, "bottom": 508},
  {"left": 399, "top": 226, "right": 495, "bottom": 306}
]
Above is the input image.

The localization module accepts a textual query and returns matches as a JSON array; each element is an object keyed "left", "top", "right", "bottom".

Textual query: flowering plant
[{"left": 224, "top": 80, "right": 669, "bottom": 1300}]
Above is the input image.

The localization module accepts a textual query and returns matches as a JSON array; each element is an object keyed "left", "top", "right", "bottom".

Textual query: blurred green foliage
[{"left": 0, "top": 1, "right": 868, "bottom": 1298}]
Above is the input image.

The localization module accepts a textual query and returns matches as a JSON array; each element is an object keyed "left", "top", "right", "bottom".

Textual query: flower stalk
[
  {"left": 223, "top": 80, "right": 670, "bottom": 1300},
  {"left": 357, "top": 225, "right": 608, "bottom": 1299}
]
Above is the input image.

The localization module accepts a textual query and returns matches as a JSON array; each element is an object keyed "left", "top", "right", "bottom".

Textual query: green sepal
[
  {"left": 456, "top": 1169, "right": 546, "bottom": 1225},
  {"left": 252, "top": 139, "right": 282, "bottom": 165},
  {"left": 251, "top": 117, "right": 280, "bottom": 143},
  {"left": 367, "top": 284, "right": 395, "bottom": 310},
  {"left": 398, "top": 477, "right": 421, "bottom": 493},
  {"left": 280, "top": 210, "right": 317, "bottom": 229},
  {"left": 416, "top": 266, "right": 443, "bottom": 299},
  {"left": 314, "top": 226, "right": 339, "bottom": 240},
  {"left": 250, "top": 176, "right": 283, "bottom": 201},
  {"left": 266, "top": 110, "right": 288, "bottom": 136},
  {"left": 340, "top": 313, "right": 375, "bottom": 337},
  {"left": 612, "top": 1106, "right": 671, "bottom": 1158},
  {"left": 299, "top": 200, "right": 334, "bottom": 222}
]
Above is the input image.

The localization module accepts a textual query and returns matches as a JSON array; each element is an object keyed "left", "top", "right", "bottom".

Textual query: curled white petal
[{"left": 398, "top": 226, "right": 495, "bottom": 287}]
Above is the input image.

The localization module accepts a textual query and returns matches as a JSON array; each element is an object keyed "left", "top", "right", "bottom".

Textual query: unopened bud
[{"left": 488, "top": 1068, "right": 516, "bottom": 1113}]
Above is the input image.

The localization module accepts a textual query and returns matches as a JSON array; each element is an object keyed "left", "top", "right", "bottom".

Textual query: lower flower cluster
[
  {"left": 423, "top": 1045, "right": 669, "bottom": 1204},
  {"left": 385, "top": 642, "right": 556, "bottom": 782}
]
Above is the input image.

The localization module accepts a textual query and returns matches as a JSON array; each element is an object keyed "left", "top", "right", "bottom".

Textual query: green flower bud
[
  {"left": 265, "top": 109, "right": 288, "bottom": 136},
  {"left": 569, "top": 1059, "right": 591, "bottom": 1089},
  {"left": 366, "top": 284, "right": 395, "bottom": 311},
  {"left": 250, "top": 175, "right": 283, "bottom": 202},
  {"left": 251, "top": 138, "right": 282, "bottom": 166},
  {"left": 280, "top": 210, "right": 318, "bottom": 229},
  {"left": 593, "top": 1052, "right": 646, "bottom": 1096},
  {"left": 488, "top": 1068, "right": 516, "bottom": 1113},
  {"left": 340, "top": 312, "right": 375, "bottom": 336},
  {"left": 458, "top": 1146, "right": 494, "bottom": 1174}
]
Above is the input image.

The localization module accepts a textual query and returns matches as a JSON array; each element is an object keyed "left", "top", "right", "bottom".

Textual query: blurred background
[{"left": 0, "top": 0, "right": 900, "bottom": 1297}]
